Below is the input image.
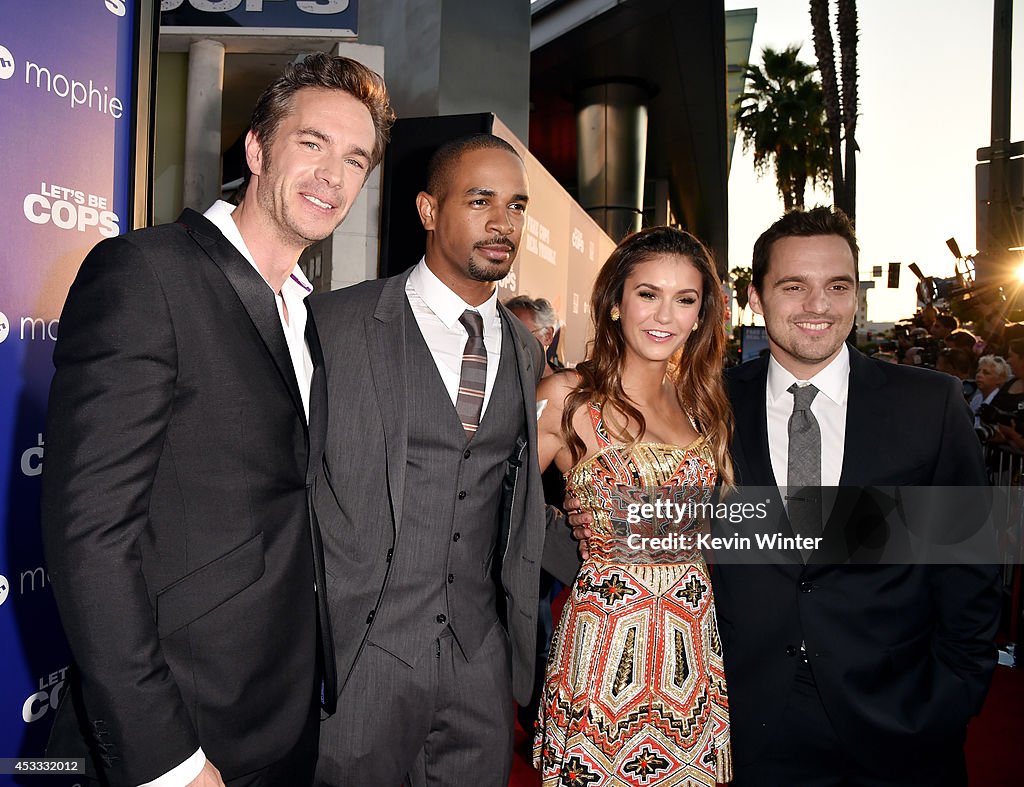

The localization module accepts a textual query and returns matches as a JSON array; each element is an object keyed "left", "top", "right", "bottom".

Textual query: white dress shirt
[
  {"left": 766, "top": 344, "right": 851, "bottom": 491},
  {"left": 406, "top": 258, "right": 503, "bottom": 415},
  {"left": 143, "top": 203, "right": 316, "bottom": 787},
  {"left": 205, "top": 200, "right": 314, "bottom": 423}
]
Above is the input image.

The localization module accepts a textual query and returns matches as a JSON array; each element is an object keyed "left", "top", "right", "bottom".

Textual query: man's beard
[
  {"left": 467, "top": 236, "right": 516, "bottom": 281},
  {"left": 467, "top": 257, "right": 514, "bottom": 282}
]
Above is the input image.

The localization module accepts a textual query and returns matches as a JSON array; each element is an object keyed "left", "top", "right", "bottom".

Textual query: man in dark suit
[
  {"left": 312, "top": 134, "right": 577, "bottom": 786},
  {"left": 41, "top": 54, "right": 393, "bottom": 787},
  {"left": 717, "top": 206, "right": 1000, "bottom": 785}
]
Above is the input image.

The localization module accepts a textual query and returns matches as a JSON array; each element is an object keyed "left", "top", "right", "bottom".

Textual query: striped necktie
[{"left": 456, "top": 310, "right": 487, "bottom": 436}]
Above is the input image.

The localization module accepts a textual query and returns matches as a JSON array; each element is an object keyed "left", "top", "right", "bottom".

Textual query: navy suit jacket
[{"left": 715, "top": 346, "right": 1000, "bottom": 767}]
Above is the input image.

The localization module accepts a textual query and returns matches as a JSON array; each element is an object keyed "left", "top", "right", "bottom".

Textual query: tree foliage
[
  {"left": 734, "top": 45, "right": 832, "bottom": 211},
  {"left": 809, "top": 0, "right": 859, "bottom": 220},
  {"left": 731, "top": 267, "right": 753, "bottom": 314}
]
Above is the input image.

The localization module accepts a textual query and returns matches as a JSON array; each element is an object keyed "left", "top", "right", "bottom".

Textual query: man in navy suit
[{"left": 716, "top": 206, "right": 1000, "bottom": 785}]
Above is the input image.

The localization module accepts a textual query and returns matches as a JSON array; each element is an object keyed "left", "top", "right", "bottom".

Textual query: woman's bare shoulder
[{"left": 538, "top": 368, "right": 581, "bottom": 404}]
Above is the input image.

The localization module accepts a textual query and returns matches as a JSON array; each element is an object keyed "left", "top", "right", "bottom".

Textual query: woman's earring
[
  {"left": 610, "top": 306, "right": 620, "bottom": 322},
  {"left": 692, "top": 321, "right": 699, "bottom": 332}
]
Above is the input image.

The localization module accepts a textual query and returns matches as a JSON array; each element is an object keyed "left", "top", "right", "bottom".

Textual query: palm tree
[
  {"left": 734, "top": 46, "right": 832, "bottom": 211},
  {"left": 809, "top": 0, "right": 858, "bottom": 221},
  {"left": 731, "top": 266, "right": 753, "bottom": 324}
]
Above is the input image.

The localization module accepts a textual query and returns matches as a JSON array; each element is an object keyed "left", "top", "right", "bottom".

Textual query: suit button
[
  {"left": 448, "top": 574, "right": 455, "bottom": 583},
  {"left": 800, "top": 581, "right": 813, "bottom": 593},
  {"left": 464, "top": 449, "right": 472, "bottom": 459},
  {"left": 386, "top": 549, "right": 393, "bottom": 563},
  {"left": 458, "top": 490, "right": 467, "bottom": 500},
  {"left": 366, "top": 610, "right": 376, "bottom": 624},
  {"left": 786, "top": 645, "right": 798, "bottom": 656},
  {"left": 436, "top": 613, "right": 447, "bottom": 624},
  {"left": 452, "top": 533, "right": 461, "bottom": 542}
]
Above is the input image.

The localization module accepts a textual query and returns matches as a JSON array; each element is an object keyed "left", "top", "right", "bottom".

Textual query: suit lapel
[
  {"left": 365, "top": 272, "right": 412, "bottom": 534},
  {"left": 306, "top": 307, "right": 328, "bottom": 474},
  {"left": 499, "top": 301, "right": 538, "bottom": 447},
  {"left": 180, "top": 209, "right": 306, "bottom": 422},
  {"left": 730, "top": 358, "right": 777, "bottom": 487},
  {"left": 498, "top": 301, "right": 539, "bottom": 556},
  {"left": 838, "top": 347, "right": 887, "bottom": 485},
  {"left": 729, "top": 357, "right": 806, "bottom": 566}
]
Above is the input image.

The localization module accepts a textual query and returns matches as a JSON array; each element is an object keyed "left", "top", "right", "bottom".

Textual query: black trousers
[
  {"left": 227, "top": 691, "right": 320, "bottom": 787},
  {"left": 732, "top": 660, "right": 967, "bottom": 787}
]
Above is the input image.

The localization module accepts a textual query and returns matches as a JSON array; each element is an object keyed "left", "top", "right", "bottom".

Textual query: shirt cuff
[{"left": 137, "top": 747, "right": 206, "bottom": 787}]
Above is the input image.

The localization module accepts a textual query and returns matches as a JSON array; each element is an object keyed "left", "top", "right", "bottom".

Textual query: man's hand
[
  {"left": 187, "top": 761, "right": 225, "bottom": 787},
  {"left": 563, "top": 493, "right": 593, "bottom": 560}
]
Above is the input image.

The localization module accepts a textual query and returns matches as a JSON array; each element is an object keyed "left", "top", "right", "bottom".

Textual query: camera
[{"left": 976, "top": 402, "right": 1024, "bottom": 442}]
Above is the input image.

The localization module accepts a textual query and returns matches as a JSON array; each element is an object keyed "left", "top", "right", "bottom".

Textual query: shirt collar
[
  {"left": 203, "top": 200, "right": 312, "bottom": 297},
  {"left": 766, "top": 343, "right": 850, "bottom": 406},
  {"left": 408, "top": 257, "right": 498, "bottom": 328}
]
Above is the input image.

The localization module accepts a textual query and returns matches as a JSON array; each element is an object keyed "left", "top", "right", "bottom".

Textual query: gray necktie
[
  {"left": 787, "top": 382, "right": 821, "bottom": 560},
  {"left": 456, "top": 310, "right": 487, "bottom": 437}
]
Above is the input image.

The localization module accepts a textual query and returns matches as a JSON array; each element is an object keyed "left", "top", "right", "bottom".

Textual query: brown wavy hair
[
  {"left": 250, "top": 52, "right": 394, "bottom": 175},
  {"left": 561, "top": 226, "right": 734, "bottom": 487}
]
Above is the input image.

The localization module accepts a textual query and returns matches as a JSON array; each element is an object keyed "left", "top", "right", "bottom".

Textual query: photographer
[
  {"left": 930, "top": 313, "right": 959, "bottom": 340},
  {"left": 903, "top": 337, "right": 944, "bottom": 367},
  {"left": 936, "top": 347, "right": 976, "bottom": 382},
  {"left": 946, "top": 328, "right": 981, "bottom": 354},
  {"left": 973, "top": 355, "right": 1011, "bottom": 416},
  {"left": 978, "top": 341, "right": 1024, "bottom": 448}
]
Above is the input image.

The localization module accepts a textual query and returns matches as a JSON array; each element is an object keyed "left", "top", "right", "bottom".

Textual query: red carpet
[
  {"left": 965, "top": 662, "right": 1024, "bottom": 785},
  {"left": 511, "top": 655, "right": 1024, "bottom": 785}
]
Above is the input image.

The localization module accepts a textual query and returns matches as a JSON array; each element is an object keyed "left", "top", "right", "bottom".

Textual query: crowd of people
[
  {"left": 37, "top": 53, "right": 1001, "bottom": 787},
  {"left": 868, "top": 301, "right": 1024, "bottom": 455}
]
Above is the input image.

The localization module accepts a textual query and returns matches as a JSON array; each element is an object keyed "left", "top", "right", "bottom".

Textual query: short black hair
[
  {"left": 425, "top": 134, "right": 522, "bottom": 200},
  {"left": 751, "top": 206, "right": 859, "bottom": 293}
]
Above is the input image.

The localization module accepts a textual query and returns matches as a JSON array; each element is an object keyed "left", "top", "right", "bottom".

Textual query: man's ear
[
  {"left": 244, "top": 130, "right": 264, "bottom": 177},
  {"left": 416, "top": 191, "right": 438, "bottom": 231},
  {"left": 748, "top": 284, "right": 764, "bottom": 316}
]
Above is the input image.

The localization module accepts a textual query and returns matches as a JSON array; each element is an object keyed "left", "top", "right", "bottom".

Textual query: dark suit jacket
[
  {"left": 41, "top": 210, "right": 330, "bottom": 786},
  {"left": 715, "top": 346, "right": 1000, "bottom": 768},
  {"left": 310, "top": 271, "right": 578, "bottom": 706}
]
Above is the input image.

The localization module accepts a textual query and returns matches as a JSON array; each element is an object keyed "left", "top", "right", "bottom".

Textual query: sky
[{"left": 724, "top": 0, "right": 1023, "bottom": 323}]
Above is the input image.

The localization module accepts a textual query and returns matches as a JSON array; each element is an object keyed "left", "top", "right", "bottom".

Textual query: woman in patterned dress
[{"left": 533, "top": 226, "right": 733, "bottom": 786}]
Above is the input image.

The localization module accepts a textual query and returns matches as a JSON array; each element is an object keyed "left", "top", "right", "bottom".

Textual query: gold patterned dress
[{"left": 534, "top": 403, "right": 731, "bottom": 786}]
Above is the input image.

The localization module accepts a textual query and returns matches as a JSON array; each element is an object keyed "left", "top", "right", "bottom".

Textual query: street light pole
[{"left": 977, "top": 0, "right": 1016, "bottom": 283}]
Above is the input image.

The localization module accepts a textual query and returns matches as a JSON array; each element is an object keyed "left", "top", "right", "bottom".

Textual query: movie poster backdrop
[{"left": 0, "top": 0, "right": 154, "bottom": 777}]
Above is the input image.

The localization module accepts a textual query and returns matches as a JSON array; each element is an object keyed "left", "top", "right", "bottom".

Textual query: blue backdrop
[{"left": 0, "top": 1, "right": 150, "bottom": 780}]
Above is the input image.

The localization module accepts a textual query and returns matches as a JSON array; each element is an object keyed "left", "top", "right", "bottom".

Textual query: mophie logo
[
  {"left": 23, "top": 60, "right": 124, "bottom": 117},
  {"left": 0, "top": 45, "right": 14, "bottom": 80},
  {"left": 105, "top": 0, "right": 128, "bottom": 16},
  {"left": 0, "top": 311, "right": 9, "bottom": 344}
]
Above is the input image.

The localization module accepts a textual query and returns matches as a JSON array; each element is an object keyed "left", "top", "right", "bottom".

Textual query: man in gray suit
[{"left": 312, "top": 134, "right": 577, "bottom": 786}]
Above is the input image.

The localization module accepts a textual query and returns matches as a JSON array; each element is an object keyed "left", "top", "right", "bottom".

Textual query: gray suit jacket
[{"left": 311, "top": 270, "right": 578, "bottom": 705}]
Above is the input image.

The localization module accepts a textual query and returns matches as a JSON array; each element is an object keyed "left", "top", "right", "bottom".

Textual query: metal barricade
[{"left": 985, "top": 444, "right": 1024, "bottom": 664}]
